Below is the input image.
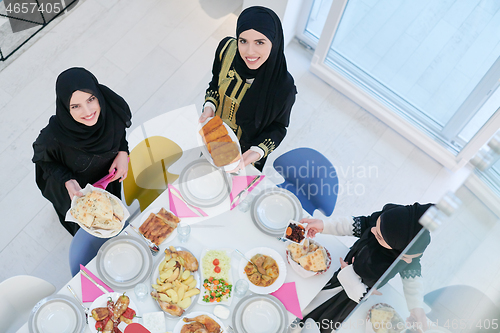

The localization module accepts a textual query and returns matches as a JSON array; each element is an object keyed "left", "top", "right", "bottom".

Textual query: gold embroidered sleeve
[
  {"left": 258, "top": 138, "right": 276, "bottom": 158},
  {"left": 205, "top": 89, "right": 220, "bottom": 109}
]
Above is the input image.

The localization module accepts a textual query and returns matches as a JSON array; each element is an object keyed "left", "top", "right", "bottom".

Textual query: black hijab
[
  {"left": 49, "top": 67, "right": 131, "bottom": 154},
  {"left": 234, "top": 6, "right": 296, "bottom": 129},
  {"left": 350, "top": 203, "right": 433, "bottom": 287}
]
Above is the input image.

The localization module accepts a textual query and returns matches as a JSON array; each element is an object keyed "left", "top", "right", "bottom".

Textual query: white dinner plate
[
  {"left": 251, "top": 188, "right": 303, "bottom": 237},
  {"left": 173, "top": 311, "right": 225, "bottom": 333},
  {"left": 134, "top": 206, "right": 178, "bottom": 244},
  {"left": 88, "top": 292, "right": 138, "bottom": 333},
  {"left": 238, "top": 247, "right": 287, "bottom": 294},
  {"left": 197, "top": 248, "right": 234, "bottom": 306},
  {"left": 232, "top": 295, "right": 288, "bottom": 333},
  {"left": 197, "top": 116, "right": 242, "bottom": 171},
  {"left": 150, "top": 246, "right": 201, "bottom": 318},
  {"left": 29, "top": 295, "right": 86, "bottom": 333},
  {"left": 96, "top": 235, "right": 153, "bottom": 290},
  {"left": 178, "top": 159, "right": 231, "bottom": 208}
]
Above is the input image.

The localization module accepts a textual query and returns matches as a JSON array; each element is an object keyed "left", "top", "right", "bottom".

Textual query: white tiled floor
[{"left": 0, "top": 0, "right": 478, "bottom": 302}]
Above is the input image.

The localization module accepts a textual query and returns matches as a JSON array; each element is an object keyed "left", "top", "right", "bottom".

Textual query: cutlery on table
[
  {"left": 234, "top": 249, "right": 266, "bottom": 275},
  {"left": 67, "top": 285, "right": 89, "bottom": 323},
  {"left": 230, "top": 175, "right": 262, "bottom": 207},
  {"left": 126, "top": 226, "right": 160, "bottom": 256},
  {"left": 170, "top": 186, "right": 206, "bottom": 217},
  {"left": 80, "top": 270, "right": 110, "bottom": 294}
]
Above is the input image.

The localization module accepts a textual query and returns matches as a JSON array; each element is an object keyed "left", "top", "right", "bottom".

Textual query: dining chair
[
  {"left": 123, "top": 136, "right": 183, "bottom": 212},
  {"left": 0, "top": 275, "right": 55, "bottom": 333},
  {"left": 424, "top": 285, "right": 499, "bottom": 332},
  {"left": 273, "top": 148, "right": 338, "bottom": 216}
]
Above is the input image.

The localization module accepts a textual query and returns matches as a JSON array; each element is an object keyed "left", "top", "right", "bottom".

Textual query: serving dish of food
[
  {"left": 95, "top": 235, "right": 154, "bottom": 290},
  {"left": 178, "top": 159, "right": 232, "bottom": 208},
  {"left": 198, "top": 248, "right": 233, "bottom": 306},
  {"left": 173, "top": 311, "right": 224, "bottom": 333},
  {"left": 283, "top": 220, "right": 308, "bottom": 244},
  {"left": 150, "top": 246, "right": 201, "bottom": 317},
  {"left": 286, "top": 238, "right": 331, "bottom": 278},
  {"left": 366, "top": 303, "right": 405, "bottom": 333},
  {"left": 65, "top": 184, "right": 130, "bottom": 238},
  {"left": 232, "top": 294, "right": 288, "bottom": 333},
  {"left": 198, "top": 115, "right": 241, "bottom": 171},
  {"left": 238, "top": 247, "right": 287, "bottom": 294},
  {"left": 28, "top": 294, "right": 86, "bottom": 333},
  {"left": 135, "top": 206, "right": 180, "bottom": 245},
  {"left": 88, "top": 292, "right": 137, "bottom": 333},
  {"left": 250, "top": 188, "right": 303, "bottom": 237}
]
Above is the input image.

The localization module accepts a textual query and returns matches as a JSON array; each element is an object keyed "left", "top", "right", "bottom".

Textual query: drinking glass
[
  {"left": 234, "top": 279, "right": 249, "bottom": 297},
  {"left": 238, "top": 187, "right": 261, "bottom": 213},
  {"left": 134, "top": 283, "right": 148, "bottom": 300},
  {"left": 177, "top": 224, "right": 191, "bottom": 243}
]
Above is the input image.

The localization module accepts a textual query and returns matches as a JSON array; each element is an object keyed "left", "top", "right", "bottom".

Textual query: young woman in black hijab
[
  {"left": 199, "top": 6, "right": 297, "bottom": 172},
  {"left": 32, "top": 68, "right": 132, "bottom": 236},
  {"left": 299, "top": 203, "right": 433, "bottom": 332}
]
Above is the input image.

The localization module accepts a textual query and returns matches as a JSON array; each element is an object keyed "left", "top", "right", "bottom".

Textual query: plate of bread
[
  {"left": 198, "top": 116, "right": 241, "bottom": 171},
  {"left": 136, "top": 207, "right": 180, "bottom": 246},
  {"left": 66, "top": 184, "right": 129, "bottom": 238},
  {"left": 286, "top": 239, "right": 331, "bottom": 278},
  {"left": 366, "top": 303, "right": 405, "bottom": 333}
]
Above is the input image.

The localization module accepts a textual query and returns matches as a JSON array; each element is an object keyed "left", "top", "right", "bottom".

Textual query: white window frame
[{"left": 308, "top": 0, "right": 500, "bottom": 171}]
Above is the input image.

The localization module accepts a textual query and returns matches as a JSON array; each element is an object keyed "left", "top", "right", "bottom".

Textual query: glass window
[{"left": 325, "top": 0, "right": 500, "bottom": 154}]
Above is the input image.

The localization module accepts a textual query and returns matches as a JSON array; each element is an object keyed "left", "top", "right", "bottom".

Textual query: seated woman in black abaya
[
  {"left": 32, "top": 68, "right": 132, "bottom": 236},
  {"left": 199, "top": 6, "right": 297, "bottom": 172},
  {"left": 300, "top": 203, "right": 433, "bottom": 332}
]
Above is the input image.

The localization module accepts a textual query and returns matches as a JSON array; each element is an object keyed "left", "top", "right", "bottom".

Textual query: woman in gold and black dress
[{"left": 199, "top": 6, "right": 297, "bottom": 171}]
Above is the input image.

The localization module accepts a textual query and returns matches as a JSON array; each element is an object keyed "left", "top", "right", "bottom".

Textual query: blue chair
[
  {"left": 273, "top": 148, "right": 338, "bottom": 216},
  {"left": 68, "top": 222, "right": 128, "bottom": 277}
]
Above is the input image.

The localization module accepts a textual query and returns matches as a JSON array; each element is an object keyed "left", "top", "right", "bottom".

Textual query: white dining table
[
  {"left": 19, "top": 104, "right": 353, "bottom": 332},
  {"left": 19, "top": 163, "right": 350, "bottom": 333}
]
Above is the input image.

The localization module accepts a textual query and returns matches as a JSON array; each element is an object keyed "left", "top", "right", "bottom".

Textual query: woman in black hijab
[
  {"left": 299, "top": 203, "right": 433, "bottom": 332},
  {"left": 32, "top": 68, "right": 132, "bottom": 236},
  {"left": 199, "top": 6, "right": 297, "bottom": 172}
]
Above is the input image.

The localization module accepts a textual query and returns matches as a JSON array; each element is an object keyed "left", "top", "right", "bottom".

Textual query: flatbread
[
  {"left": 87, "top": 191, "right": 113, "bottom": 221},
  {"left": 92, "top": 217, "right": 122, "bottom": 230},
  {"left": 108, "top": 194, "right": 124, "bottom": 221},
  {"left": 287, "top": 239, "right": 309, "bottom": 261},
  {"left": 370, "top": 307, "right": 394, "bottom": 333},
  {"left": 297, "top": 248, "right": 327, "bottom": 272},
  {"left": 70, "top": 196, "right": 94, "bottom": 228}
]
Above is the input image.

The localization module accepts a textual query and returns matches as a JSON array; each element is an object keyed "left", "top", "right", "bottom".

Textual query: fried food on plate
[
  {"left": 211, "top": 141, "right": 240, "bottom": 167},
  {"left": 183, "top": 315, "right": 222, "bottom": 333},
  {"left": 139, "top": 208, "right": 179, "bottom": 246}
]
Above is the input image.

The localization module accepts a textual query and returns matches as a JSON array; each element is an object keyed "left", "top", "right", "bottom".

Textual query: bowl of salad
[{"left": 198, "top": 248, "right": 233, "bottom": 306}]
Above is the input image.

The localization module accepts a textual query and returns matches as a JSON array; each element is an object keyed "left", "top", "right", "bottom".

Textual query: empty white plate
[
  {"left": 251, "top": 188, "right": 303, "bottom": 237},
  {"left": 29, "top": 295, "right": 85, "bottom": 333},
  {"left": 179, "top": 159, "right": 231, "bottom": 208},
  {"left": 232, "top": 295, "right": 287, "bottom": 333},
  {"left": 103, "top": 243, "right": 142, "bottom": 281},
  {"left": 96, "top": 235, "right": 153, "bottom": 290},
  {"left": 243, "top": 300, "right": 281, "bottom": 333}
]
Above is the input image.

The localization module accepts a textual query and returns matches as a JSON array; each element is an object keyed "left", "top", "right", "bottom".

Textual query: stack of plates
[
  {"left": 232, "top": 295, "right": 288, "bottom": 333},
  {"left": 251, "top": 188, "right": 303, "bottom": 237},
  {"left": 178, "top": 159, "right": 231, "bottom": 208},
  {"left": 28, "top": 295, "right": 86, "bottom": 333},
  {"left": 96, "top": 235, "right": 153, "bottom": 290}
]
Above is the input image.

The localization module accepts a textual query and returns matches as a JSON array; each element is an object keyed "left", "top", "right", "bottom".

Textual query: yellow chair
[{"left": 124, "top": 136, "right": 183, "bottom": 211}]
